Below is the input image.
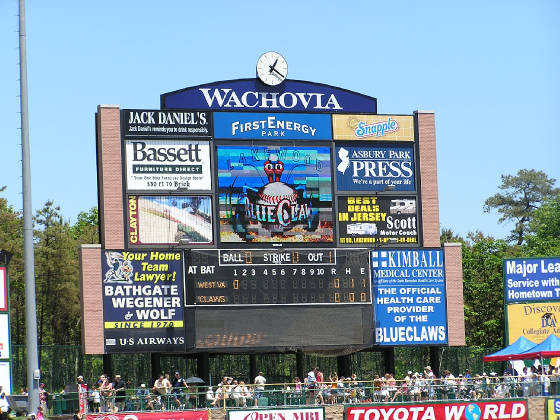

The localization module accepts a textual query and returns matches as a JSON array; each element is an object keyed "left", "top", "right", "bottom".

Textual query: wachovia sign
[{"left": 161, "top": 79, "right": 377, "bottom": 113}]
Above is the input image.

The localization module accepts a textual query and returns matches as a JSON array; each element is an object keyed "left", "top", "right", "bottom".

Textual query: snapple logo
[{"left": 355, "top": 117, "right": 399, "bottom": 138}]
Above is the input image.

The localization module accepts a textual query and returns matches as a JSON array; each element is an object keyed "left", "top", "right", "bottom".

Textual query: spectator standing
[
  {"left": 99, "top": 375, "right": 114, "bottom": 412},
  {"left": 113, "top": 375, "right": 126, "bottom": 412},
  {"left": 39, "top": 383, "right": 48, "bottom": 412},
  {"left": 172, "top": 372, "right": 187, "bottom": 408},
  {"left": 136, "top": 384, "right": 153, "bottom": 411},
  {"left": 77, "top": 376, "right": 88, "bottom": 415},
  {"left": 305, "top": 367, "right": 317, "bottom": 405},
  {"left": 254, "top": 372, "right": 266, "bottom": 407},
  {"left": 36, "top": 406, "right": 45, "bottom": 420}
]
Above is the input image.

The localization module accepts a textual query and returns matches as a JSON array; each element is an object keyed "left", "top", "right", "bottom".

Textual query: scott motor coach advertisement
[
  {"left": 102, "top": 250, "right": 185, "bottom": 353},
  {"left": 332, "top": 114, "right": 414, "bottom": 141},
  {"left": 128, "top": 195, "right": 213, "bottom": 246},
  {"left": 345, "top": 400, "right": 528, "bottom": 420},
  {"left": 372, "top": 249, "right": 447, "bottom": 345},
  {"left": 213, "top": 112, "right": 332, "bottom": 140},
  {"left": 504, "top": 257, "right": 560, "bottom": 303},
  {"left": 228, "top": 407, "right": 324, "bottom": 420},
  {"left": 217, "top": 145, "right": 333, "bottom": 243},
  {"left": 337, "top": 196, "right": 418, "bottom": 246},
  {"left": 122, "top": 109, "right": 212, "bottom": 139},
  {"left": 125, "top": 139, "right": 211, "bottom": 191},
  {"left": 335, "top": 146, "right": 415, "bottom": 192}
]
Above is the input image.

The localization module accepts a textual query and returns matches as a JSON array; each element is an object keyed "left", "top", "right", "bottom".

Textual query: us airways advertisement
[
  {"left": 217, "top": 145, "right": 333, "bottom": 243},
  {"left": 372, "top": 249, "right": 447, "bottom": 345},
  {"left": 102, "top": 250, "right": 185, "bottom": 353},
  {"left": 336, "top": 146, "right": 415, "bottom": 191}
]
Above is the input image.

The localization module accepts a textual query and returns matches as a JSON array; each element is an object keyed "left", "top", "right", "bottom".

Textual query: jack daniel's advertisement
[{"left": 121, "top": 109, "right": 212, "bottom": 139}]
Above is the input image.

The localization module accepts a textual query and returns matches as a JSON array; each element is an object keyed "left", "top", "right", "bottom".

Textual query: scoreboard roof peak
[{"left": 161, "top": 78, "right": 377, "bottom": 113}]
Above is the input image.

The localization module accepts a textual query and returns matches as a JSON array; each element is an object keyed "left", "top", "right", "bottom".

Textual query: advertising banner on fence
[
  {"left": 217, "top": 145, "right": 333, "bottom": 243},
  {"left": 372, "top": 249, "right": 447, "bottom": 345},
  {"left": 332, "top": 114, "right": 414, "bottom": 141},
  {"left": 335, "top": 145, "right": 415, "bottom": 192},
  {"left": 87, "top": 411, "right": 208, "bottom": 420},
  {"left": 505, "top": 257, "right": 560, "bottom": 303},
  {"left": 125, "top": 140, "right": 211, "bottom": 191},
  {"left": 337, "top": 196, "right": 418, "bottom": 246},
  {"left": 102, "top": 250, "right": 185, "bottom": 353},
  {"left": 0, "top": 313, "right": 9, "bottom": 359},
  {"left": 228, "top": 407, "right": 324, "bottom": 420},
  {"left": 128, "top": 196, "right": 213, "bottom": 246},
  {"left": 547, "top": 398, "right": 560, "bottom": 420},
  {"left": 0, "top": 266, "right": 6, "bottom": 311},
  {"left": 345, "top": 400, "right": 528, "bottom": 420},
  {"left": 0, "top": 361, "right": 10, "bottom": 394},
  {"left": 214, "top": 112, "right": 332, "bottom": 140},
  {"left": 121, "top": 109, "right": 212, "bottom": 139},
  {"left": 506, "top": 302, "right": 560, "bottom": 344}
]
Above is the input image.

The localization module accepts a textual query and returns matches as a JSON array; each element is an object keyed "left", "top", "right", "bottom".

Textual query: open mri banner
[
  {"left": 128, "top": 195, "right": 213, "bottom": 246},
  {"left": 504, "top": 257, "right": 560, "bottom": 303},
  {"left": 372, "top": 249, "right": 447, "bottom": 345},
  {"left": 228, "top": 407, "right": 324, "bottom": 420},
  {"left": 335, "top": 145, "right": 415, "bottom": 192},
  {"left": 217, "top": 145, "right": 333, "bottom": 243},
  {"left": 345, "top": 400, "right": 528, "bottom": 420},
  {"left": 87, "top": 412, "right": 208, "bottom": 420},
  {"left": 102, "top": 250, "right": 185, "bottom": 353}
]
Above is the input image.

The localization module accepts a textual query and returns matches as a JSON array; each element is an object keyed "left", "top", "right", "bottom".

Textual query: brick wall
[
  {"left": 97, "top": 105, "right": 124, "bottom": 249},
  {"left": 444, "top": 242, "right": 466, "bottom": 345},
  {"left": 79, "top": 244, "right": 103, "bottom": 354},
  {"left": 416, "top": 111, "right": 440, "bottom": 248}
]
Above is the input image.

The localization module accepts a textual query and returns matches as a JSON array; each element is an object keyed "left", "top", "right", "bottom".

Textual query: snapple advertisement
[{"left": 217, "top": 145, "right": 333, "bottom": 243}]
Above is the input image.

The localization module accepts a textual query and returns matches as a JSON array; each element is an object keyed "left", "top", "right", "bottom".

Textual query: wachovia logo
[{"left": 354, "top": 117, "right": 399, "bottom": 138}]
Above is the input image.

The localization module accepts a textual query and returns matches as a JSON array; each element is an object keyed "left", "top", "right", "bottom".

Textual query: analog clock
[{"left": 256, "top": 51, "right": 288, "bottom": 86}]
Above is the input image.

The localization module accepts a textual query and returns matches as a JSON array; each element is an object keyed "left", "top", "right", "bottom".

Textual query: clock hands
[
  {"left": 271, "top": 68, "right": 285, "bottom": 79},
  {"left": 269, "top": 58, "right": 278, "bottom": 73}
]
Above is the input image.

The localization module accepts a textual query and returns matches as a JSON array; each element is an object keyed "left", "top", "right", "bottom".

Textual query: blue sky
[{"left": 0, "top": 0, "right": 558, "bottom": 240}]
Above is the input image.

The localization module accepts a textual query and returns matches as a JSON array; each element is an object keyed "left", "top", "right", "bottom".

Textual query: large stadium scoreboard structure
[{"left": 80, "top": 54, "right": 465, "bottom": 354}]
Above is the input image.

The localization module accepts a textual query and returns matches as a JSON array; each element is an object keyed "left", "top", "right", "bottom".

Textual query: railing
[{"left": 42, "top": 376, "right": 560, "bottom": 416}]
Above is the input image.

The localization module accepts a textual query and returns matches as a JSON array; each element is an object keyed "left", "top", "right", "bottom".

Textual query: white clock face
[{"left": 256, "top": 51, "right": 288, "bottom": 86}]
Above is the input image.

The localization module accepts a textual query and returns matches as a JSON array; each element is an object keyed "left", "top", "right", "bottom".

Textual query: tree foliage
[{"left": 483, "top": 169, "right": 559, "bottom": 245}]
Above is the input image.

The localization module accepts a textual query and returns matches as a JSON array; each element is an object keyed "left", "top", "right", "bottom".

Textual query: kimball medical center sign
[{"left": 505, "top": 257, "right": 560, "bottom": 303}]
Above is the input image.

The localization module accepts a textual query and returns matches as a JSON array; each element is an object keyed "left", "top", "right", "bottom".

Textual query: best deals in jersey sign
[
  {"left": 346, "top": 400, "right": 528, "bottom": 420},
  {"left": 372, "top": 249, "right": 447, "bottom": 345}
]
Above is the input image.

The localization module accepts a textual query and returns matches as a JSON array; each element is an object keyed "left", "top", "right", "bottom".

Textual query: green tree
[
  {"left": 72, "top": 206, "right": 99, "bottom": 244},
  {"left": 0, "top": 187, "right": 25, "bottom": 344},
  {"left": 483, "top": 169, "right": 559, "bottom": 245},
  {"left": 34, "top": 201, "right": 81, "bottom": 346},
  {"left": 525, "top": 195, "right": 560, "bottom": 256},
  {"left": 462, "top": 232, "right": 522, "bottom": 347}
]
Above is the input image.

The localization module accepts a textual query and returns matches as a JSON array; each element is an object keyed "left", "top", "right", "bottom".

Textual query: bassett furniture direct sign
[
  {"left": 345, "top": 400, "right": 528, "bottom": 420},
  {"left": 102, "top": 250, "right": 185, "bottom": 353},
  {"left": 121, "top": 109, "right": 211, "bottom": 139},
  {"left": 228, "top": 408, "right": 324, "bottom": 420},
  {"left": 332, "top": 114, "right": 414, "bottom": 141},
  {"left": 161, "top": 79, "right": 377, "bottom": 113},
  {"left": 214, "top": 112, "right": 332, "bottom": 140},
  {"left": 506, "top": 302, "right": 560, "bottom": 345},
  {"left": 505, "top": 257, "right": 560, "bottom": 303},
  {"left": 337, "top": 196, "right": 418, "bottom": 246},
  {"left": 128, "top": 196, "right": 213, "bottom": 246},
  {"left": 125, "top": 140, "right": 211, "bottom": 191},
  {"left": 372, "top": 249, "right": 447, "bottom": 345},
  {"left": 336, "top": 146, "right": 415, "bottom": 191}
]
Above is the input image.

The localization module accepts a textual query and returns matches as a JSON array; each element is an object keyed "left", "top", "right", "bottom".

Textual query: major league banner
[
  {"left": 372, "top": 249, "right": 447, "bottom": 345},
  {"left": 345, "top": 400, "right": 528, "bottom": 420},
  {"left": 227, "top": 407, "right": 324, "bottom": 420},
  {"left": 504, "top": 257, "right": 560, "bottom": 303}
]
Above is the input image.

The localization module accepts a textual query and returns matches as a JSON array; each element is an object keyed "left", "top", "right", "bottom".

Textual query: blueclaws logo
[{"left": 103, "top": 251, "right": 133, "bottom": 284}]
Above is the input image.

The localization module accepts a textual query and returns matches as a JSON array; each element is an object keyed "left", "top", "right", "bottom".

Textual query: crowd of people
[{"left": 26, "top": 364, "right": 560, "bottom": 414}]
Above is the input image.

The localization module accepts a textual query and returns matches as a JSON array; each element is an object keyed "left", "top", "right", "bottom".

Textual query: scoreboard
[{"left": 185, "top": 248, "right": 371, "bottom": 306}]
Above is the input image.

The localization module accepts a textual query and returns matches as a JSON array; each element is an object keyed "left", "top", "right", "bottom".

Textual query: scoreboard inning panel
[{"left": 185, "top": 248, "right": 371, "bottom": 306}]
